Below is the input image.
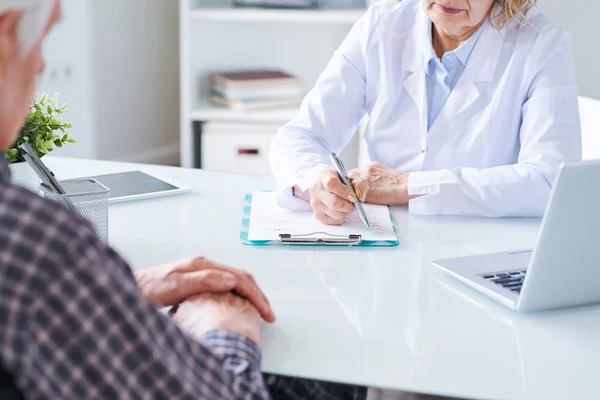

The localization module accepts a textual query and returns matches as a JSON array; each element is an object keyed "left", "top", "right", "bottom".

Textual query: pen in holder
[{"left": 41, "top": 179, "right": 110, "bottom": 242}]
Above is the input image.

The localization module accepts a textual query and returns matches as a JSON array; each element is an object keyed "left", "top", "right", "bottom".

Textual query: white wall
[
  {"left": 91, "top": 0, "right": 180, "bottom": 165},
  {"left": 37, "top": 0, "right": 95, "bottom": 159},
  {"left": 37, "top": 0, "right": 180, "bottom": 165},
  {"left": 538, "top": 2, "right": 598, "bottom": 99}
]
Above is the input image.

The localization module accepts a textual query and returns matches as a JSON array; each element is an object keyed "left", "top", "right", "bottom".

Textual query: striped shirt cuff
[{"left": 201, "top": 329, "right": 262, "bottom": 370}]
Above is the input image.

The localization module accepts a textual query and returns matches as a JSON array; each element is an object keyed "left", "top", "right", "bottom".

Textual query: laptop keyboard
[{"left": 481, "top": 269, "right": 527, "bottom": 294}]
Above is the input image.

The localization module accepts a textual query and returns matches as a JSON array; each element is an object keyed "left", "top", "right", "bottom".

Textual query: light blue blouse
[{"left": 424, "top": 22, "right": 485, "bottom": 130}]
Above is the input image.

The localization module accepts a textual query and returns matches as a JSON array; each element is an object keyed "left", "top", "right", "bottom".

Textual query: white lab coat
[{"left": 270, "top": 0, "right": 581, "bottom": 217}]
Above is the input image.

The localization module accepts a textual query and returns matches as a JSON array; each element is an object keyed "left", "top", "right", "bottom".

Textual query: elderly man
[{"left": 0, "top": 1, "right": 371, "bottom": 399}]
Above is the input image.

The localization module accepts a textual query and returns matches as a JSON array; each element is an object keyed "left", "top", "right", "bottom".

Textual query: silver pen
[{"left": 329, "top": 153, "right": 371, "bottom": 228}]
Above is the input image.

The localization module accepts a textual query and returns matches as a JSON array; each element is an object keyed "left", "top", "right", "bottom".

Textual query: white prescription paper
[{"left": 247, "top": 191, "right": 397, "bottom": 242}]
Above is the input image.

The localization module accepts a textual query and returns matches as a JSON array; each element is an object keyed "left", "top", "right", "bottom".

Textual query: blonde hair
[{"left": 492, "top": 0, "right": 537, "bottom": 28}]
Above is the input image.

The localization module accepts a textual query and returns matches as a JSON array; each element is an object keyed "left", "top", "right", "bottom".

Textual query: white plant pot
[{"left": 9, "top": 162, "right": 41, "bottom": 193}]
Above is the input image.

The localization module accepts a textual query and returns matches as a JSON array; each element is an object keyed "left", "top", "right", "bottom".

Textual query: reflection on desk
[{"left": 44, "top": 156, "right": 600, "bottom": 400}]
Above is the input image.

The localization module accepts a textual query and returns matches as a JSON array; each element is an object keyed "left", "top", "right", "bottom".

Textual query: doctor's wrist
[{"left": 392, "top": 174, "right": 410, "bottom": 206}]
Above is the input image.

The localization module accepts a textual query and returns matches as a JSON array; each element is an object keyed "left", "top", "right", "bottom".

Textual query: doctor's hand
[
  {"left": 348, "top": 162, "right": 410, "bottom": 206},
  {"left": 302, "top": 169, "right": 369, "bottom": 226},
  {"left": 135, "top": 256, "right": 276, "bottom": 323}
]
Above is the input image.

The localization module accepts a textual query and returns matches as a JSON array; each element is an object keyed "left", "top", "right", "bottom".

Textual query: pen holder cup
[{"left": 41, "top": 178, "right": 110, "bottom": 242}]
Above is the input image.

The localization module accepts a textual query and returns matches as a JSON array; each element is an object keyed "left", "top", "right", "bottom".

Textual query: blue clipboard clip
[{"left": 279, "top": 232, "right": 362, "bottom": 245}]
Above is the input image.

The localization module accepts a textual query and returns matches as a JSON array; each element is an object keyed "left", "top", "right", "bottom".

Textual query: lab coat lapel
[
  {"left": 402, "top": 69, "right": 427, "bottom": 123},
  {"left": 401, "top": 10, "right": 429, "bottom": 125},
  {"left": 428, "top": 21, "right": 504, "bottom": 137}
]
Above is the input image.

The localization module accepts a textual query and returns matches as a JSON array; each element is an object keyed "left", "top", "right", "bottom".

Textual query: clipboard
[{"left": 240, "top": 192, "right": 399, "bottom": 247}]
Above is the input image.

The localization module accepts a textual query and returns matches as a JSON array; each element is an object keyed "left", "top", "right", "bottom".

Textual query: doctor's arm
[
  {"left": 269, "top": 8, "right": 377, "bottom": 223},
  {"left": 405, "top": 29, "right": 581, "bottom": 217}
]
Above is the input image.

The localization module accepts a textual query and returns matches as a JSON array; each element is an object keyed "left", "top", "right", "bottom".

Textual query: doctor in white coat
[{"left": 270, "top": 0, "right": 581, "bottom": 224}]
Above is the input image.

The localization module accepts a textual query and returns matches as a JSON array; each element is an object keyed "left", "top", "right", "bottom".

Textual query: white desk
[{"left": 45, "top": 157, "right": 600, "bottom": 400}]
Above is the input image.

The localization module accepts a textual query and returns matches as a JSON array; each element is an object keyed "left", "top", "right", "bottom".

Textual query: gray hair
[{"left": 0, "top": 0, "right": 55, "bottom": 55}]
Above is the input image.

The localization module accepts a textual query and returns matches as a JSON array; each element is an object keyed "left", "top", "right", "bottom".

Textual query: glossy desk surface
[{"left": 46, "top": 157, "right": 600, "bottom": 400}]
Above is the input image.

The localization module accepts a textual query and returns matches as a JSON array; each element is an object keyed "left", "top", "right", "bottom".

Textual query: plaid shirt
[{"left": 0, "top": 159, "right": 271, "bottom": 400}]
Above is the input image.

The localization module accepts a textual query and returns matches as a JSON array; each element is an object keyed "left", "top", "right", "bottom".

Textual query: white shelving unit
[
  {"left": 189, "top": 8, "right": 365, "bottom": 24},
  {"left": 179, "top": 0, "right": 367, "bottom": 170},
  {"left": 190, "top": 103, "right": 300, "bottom": 124}
]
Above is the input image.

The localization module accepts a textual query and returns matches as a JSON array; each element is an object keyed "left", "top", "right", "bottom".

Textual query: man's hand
[
  {"left": 303, "top": 169, "right": 368, "bottom": 226},
  {"left": 347, "top": 162, "right": 410, "bottom": 206},
  {"left": 135, "top": 257, "right": 276, "bottom": 323},
  {"left": 172, "top": 292, "right": 261, "bottom": 344}
]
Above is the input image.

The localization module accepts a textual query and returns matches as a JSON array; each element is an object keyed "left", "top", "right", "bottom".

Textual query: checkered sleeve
[{"left": 0, "top": 186, "right": 271, "bottom": 400}]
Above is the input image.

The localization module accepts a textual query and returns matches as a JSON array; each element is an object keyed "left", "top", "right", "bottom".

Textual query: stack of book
[{"left": 209, "top": 70, "right": 302, "bottom": 110}]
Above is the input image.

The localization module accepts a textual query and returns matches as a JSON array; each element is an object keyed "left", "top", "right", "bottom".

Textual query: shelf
[
  {"left": 189, "top": 8, "right": 365, "bottom": 24},
  {"left": 189, "top": 103, "right": 299, "bottom": 124}
]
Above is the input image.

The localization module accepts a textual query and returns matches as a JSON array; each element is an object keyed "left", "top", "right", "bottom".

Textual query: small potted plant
[{"left": 4, "top": 92, "right": 74, "bottom": 189}]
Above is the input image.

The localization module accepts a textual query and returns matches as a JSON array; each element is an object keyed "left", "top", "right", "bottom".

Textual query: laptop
[{"left": 432, "top": 160, "right": 600, "bottom": 313}]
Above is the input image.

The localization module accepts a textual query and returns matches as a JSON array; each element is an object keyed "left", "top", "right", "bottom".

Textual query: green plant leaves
[
  {"left": 3, "top": 92, "right": 74, "bottom": 162},
  {"left": 3, "top": 148, "right": 19, "bottom": 163}
]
